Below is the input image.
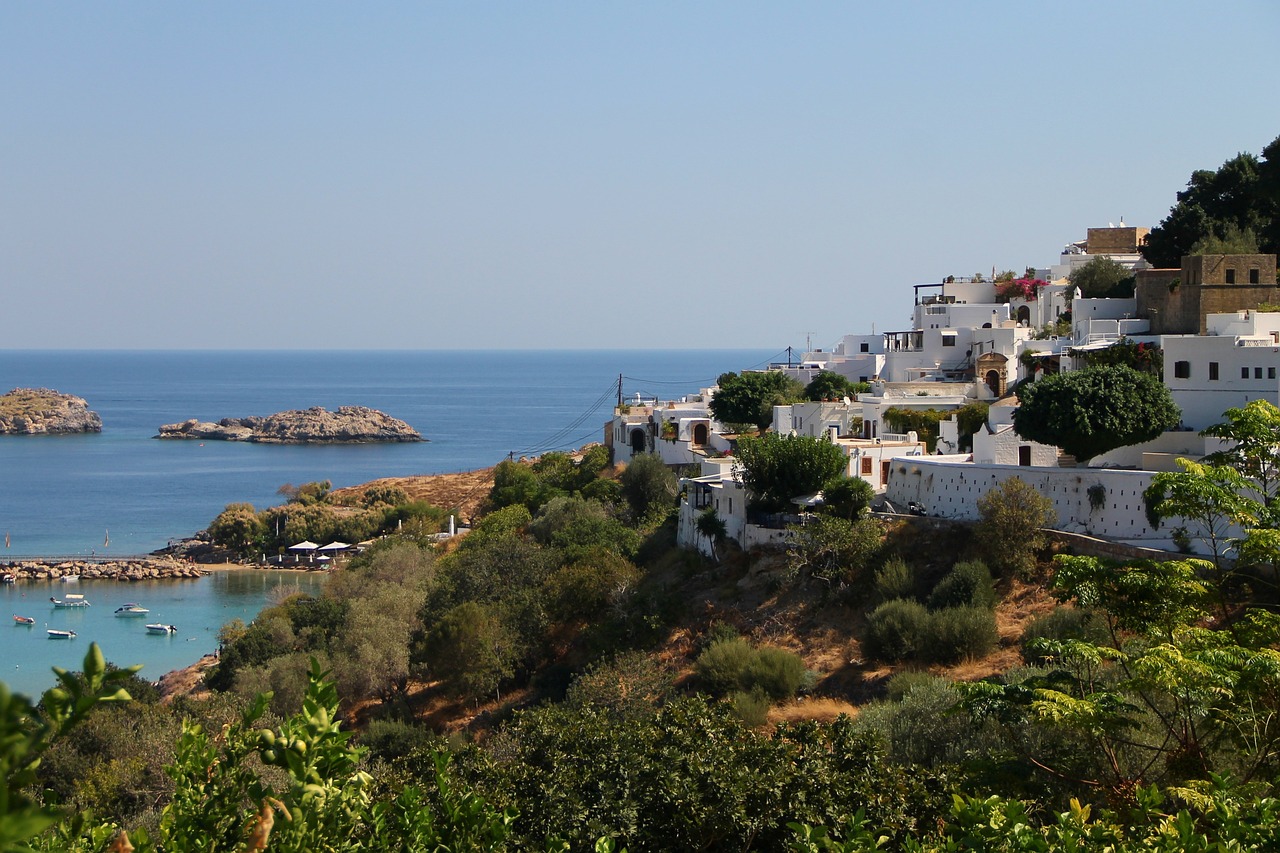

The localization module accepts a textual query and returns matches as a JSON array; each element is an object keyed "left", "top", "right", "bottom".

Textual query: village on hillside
[{"left": 605, "top": 224, "right": 1280, "bottom": 559}]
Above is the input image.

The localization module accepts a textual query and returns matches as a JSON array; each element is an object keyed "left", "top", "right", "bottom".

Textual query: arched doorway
[
  {"left": 692, "top": 422, "right": 709, "bottom": 445},
  {"left": 629, "top": 428, "right": 647, "bottom": 455},
  {"left": 1016, "top": 305, "right": 1031, "bottom": 326},
  {"left": 974, "top": 352, "right": 1009, "bottom": 397}
]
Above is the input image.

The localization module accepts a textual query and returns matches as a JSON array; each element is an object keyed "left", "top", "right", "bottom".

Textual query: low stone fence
[
  {"left": 1044, "top": 530, "right": 1187, "bottom": 564},
  {"left": 1, "top": 558, "right": 207, "bottom": 582},
  {"left": 874, "top": 513, "right": 1185, "bottom": 564}
]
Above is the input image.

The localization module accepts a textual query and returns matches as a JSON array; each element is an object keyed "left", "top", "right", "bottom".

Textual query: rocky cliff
[
  {"left": 0, "top": 388, "right": 103, "bottom": 435},
  {"left": 156, "top": 405, "right": 423, "bottom": 443}
]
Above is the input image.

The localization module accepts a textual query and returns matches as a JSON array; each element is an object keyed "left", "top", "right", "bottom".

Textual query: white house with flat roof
[{"left": 1162, "top": 310, "right": 1280, "bottom": 430}]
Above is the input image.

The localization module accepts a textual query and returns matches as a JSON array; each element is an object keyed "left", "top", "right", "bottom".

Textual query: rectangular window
[
  {"left": 1251, "top": 268, "right": 1261, "bottom": 284},
  {"left": 1174, "top": 361, "right": 1191, "bottom": 379},
  {"left": 860, "top": 342, "right": 870, "bottom": 353},
  {"left": 1257, "top": 368, "right": 1265, "bottom": 379},
  {"left": 1244, "top": 367, "right": 1251, "bottom": 379},
  {"left": 1019, "top": 445, "right": 1032, "bottom": 467},
  {"left": 861, "top": 457, "right": 873, "bottom": 476},
  {"left": 1226, "top": 268, "right": 1236, "bottom": 284},
  {"left": 942, "top": 335, "right": 956, "bottom": 347},
  {"left": 1210, "top": 362, "right": 1219, "bottom": 380},
  {"left": 1270, "top": 368, "right": 1276, "bottom": 379}
]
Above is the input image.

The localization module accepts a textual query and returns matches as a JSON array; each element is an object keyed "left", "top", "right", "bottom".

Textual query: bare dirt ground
[{"left": 330, "top": 466, "right": 498, "bottom": 522}]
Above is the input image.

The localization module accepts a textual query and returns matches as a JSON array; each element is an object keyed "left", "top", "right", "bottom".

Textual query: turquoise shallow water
[{"left": 0, "top": 571, "right": 324, "bottom": 699}]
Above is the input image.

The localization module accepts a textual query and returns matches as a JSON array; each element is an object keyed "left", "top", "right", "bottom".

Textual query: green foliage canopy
[
  {"left": 1068, "top": 255, "right": 1135, "bottom": 299},
  {"left": 802, "top": 371, "right": 865, "bottom": 402},
  {"left": 1142, "top": 136, "right": 1280, "bottom": 268},
  {"left": 709, "top": 370, "right": 805, "bottom": 431},
  {"left": 734, "top": 432, "right": 849, "bottom": 513},
  {"left": 1012, "top": 365, "right": 1180, "bottom": 462}
]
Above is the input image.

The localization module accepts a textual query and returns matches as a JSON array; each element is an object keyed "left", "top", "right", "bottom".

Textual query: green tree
[
  {"left": 1012, "top": 365, "right": 1180, "bottom": 462},
  {"left": 421, "top": 602, "right": 516, "bottom": 700},
  {"left": 1201, "top": 399, "right": 1280, "bottom": 506},
  {"left": 207, "top": 502, "right": 266, "bottom": 553},
  {"left": 975, "top": 476, "right": 1055, "bottom": 578},
  {"left": 694, "top": 506, "right": 728, "bottom": 562},
  {"left": 819, "top": 476, "right": 874, "bottom": 520},
  {"left": 1068, "top": 255, "right": 1134, "bottom": 299},
  {"left": 618, "top": 453, "right": 677, "bottom": 521},
  {"left": 803, "top": 371, "right": 863, "bottom": 402},
  {"left": 786, "top": 515, "right": 882, "bottom": 587},
  {"left": 735, "top": 432, "right": 849, "bottom": 513},
  {"left": 709, "top": 370, "right": 805, "bottom": 431},
  {"left": 488, "top": 459, "right": 556, "bottom": 514},
  {"left": 1142, "top": 141, "right": 1278, "bottom": 268},
  {"left": 529, "top": 495, "right": 639, "bottom": 561}
]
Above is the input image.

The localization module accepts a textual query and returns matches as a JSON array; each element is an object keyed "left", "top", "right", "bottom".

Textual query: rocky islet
[
  {"left": 0, "top": 388, "right": 102, "bottom": 435},
  {"left": 156, "top": 405, "right": 423, "bottom": 443}
]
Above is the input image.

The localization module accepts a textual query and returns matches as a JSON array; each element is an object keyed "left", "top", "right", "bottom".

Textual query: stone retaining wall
[{"left": 1, "top": 558, "right": 207, "bottom": 582}]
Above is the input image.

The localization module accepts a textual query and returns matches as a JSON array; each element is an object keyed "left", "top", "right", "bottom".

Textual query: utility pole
[{"left": 617, "top": 373, "right": 624, "bottom": 409}]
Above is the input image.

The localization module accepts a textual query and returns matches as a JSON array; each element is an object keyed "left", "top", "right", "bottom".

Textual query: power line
[{"left": 511, "top": 381, "right": 617, "bottom": 457}]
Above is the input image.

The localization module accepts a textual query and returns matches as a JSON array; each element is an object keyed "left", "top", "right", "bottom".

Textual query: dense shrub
[
  {"left": 694, "top": 637, "right": 757, "bottom": 695},
  {"left": 885, "top": 669, "right": 940, "bottom": 703},
  {"left": 921, "top": 607, "right": 999, "bottom": 664},
  {"left": 873, "top": 556, "right": 917, "bottom": 603},
  {"left": 863, "top": 599, "right": 930, "bottom": 662},
  {"left": 695, "top": 638, "right": 809, "bottom": 701},
  {"left": 866, "top": 600, "right": 998, "bottom": 665},
  {"left": 742, "top": 646, "right": 811, "bottom": 700},
  {"left": 730, "top": 690, "right": 772, "bottom": 726},
  {"left": 927, "top": 559, "right": 996, "bottom": 610},
  {"left": 854, "top": 677, "right": 985, "bottom": 768},
  {"left": 619, "top": 453, "right": 678, "bottom": 521}
]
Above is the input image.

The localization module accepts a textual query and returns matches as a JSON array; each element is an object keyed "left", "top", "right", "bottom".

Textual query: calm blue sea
[
  {"left": 0, "top": 349, "right": 773, "bottom": 557},
  {"left": 0, "top": 349, "right": 773, "bottom": 696}
]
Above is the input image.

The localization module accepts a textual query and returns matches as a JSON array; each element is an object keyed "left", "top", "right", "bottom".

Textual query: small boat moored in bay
[
  {"left": 146, "top": 623, "right": 177, "bottom": 635},
  {"left": 47, "top": 629, "right": 76, "bottom": 639},
  {"left": 13, "top": 615, "right": 35, "bottom": 625},
  {"left": 114, "top": 603, "right": 150, "bottom": 617},
  {"left": 51, "top": 594, "right": 90, "bottom": 608}
]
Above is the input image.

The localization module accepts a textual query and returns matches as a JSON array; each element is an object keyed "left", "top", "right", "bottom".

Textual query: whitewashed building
[{"left": 1162, "top": 310, "right": 1280, "bottom": 431}]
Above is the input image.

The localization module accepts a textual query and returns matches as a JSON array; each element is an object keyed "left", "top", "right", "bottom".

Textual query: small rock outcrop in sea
[
  {"left": 0, "top": 388, "right": 103, "bottom": 435},
  {"left": 155, "top": 406, "right": 423, "bottom": 444}
]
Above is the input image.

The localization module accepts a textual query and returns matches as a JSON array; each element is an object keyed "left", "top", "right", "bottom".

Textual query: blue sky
[{"left": 3, "top": 2, "right": 1278, "bottom": 350}]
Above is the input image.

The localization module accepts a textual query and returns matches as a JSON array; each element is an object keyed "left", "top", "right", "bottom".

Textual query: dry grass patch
[
  {"left": 332, "top": 467, "right": 497, "bottom": 521},
  {"left": 768, "top": 697, "right": 859, "bottom": 725}
]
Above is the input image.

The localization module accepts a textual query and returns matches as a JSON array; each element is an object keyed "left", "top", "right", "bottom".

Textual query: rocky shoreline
[
  {"left": 156, "top": 405, "right": 423, "bottom": 443},
  {"left": 1, "top": 557, "right": 207, "bottom": 582},
  {"left": 0, "top": 387, "right": 102, "bottom": 435}
]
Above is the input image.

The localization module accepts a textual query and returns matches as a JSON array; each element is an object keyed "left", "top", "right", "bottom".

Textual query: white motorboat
[
  {"left": 114, "top": 603, "right": 150, "bottom": 617},
  {"left": 51, "top": 594, "right": 90, "bottom": 608},
  {"left": 47, "top": 629, "right": 77, "bottom": 639},
  {"left": 146, "top": 623, "right": 177, "bottom": 635}
]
